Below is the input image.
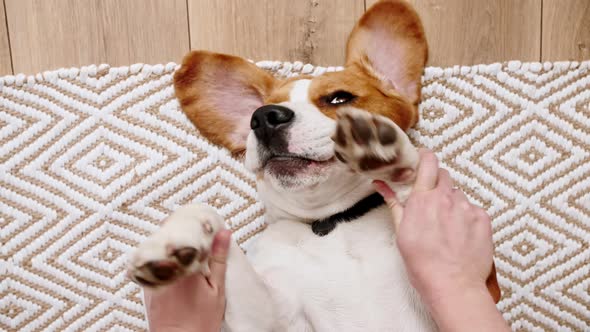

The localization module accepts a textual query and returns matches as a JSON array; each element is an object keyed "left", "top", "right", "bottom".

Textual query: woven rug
[{"left": 1, "top": 59, "right": 589, "bottom": 331}]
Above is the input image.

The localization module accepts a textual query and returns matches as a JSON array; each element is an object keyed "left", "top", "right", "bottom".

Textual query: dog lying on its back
[{"left": 128, "top": 1, "right": 500, "bottom": 330}]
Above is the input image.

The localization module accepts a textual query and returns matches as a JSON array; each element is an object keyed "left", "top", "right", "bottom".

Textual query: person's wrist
[
  {"left": 421, "top": 279, "right": 491, "bottom": 314},
  {"left": 425, "top": 283, "right": 494, "bottom": 326},
  {"left": 149, "top": 320, "right": 221, "bottom": 332},
  {"left": 423, "top": 284, "right": 508, "bottom": 332}
]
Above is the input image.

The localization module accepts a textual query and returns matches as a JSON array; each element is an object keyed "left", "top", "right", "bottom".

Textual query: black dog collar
[{"left": 311, "top": 192, "right": 385, "bottom": 236}]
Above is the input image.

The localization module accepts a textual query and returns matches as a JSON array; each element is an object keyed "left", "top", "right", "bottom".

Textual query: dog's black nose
[
  {"left": 250, "top": 105, "right": 294, "bottom": 145},
  {"left": 251, "top": 105, "right": 294, "bottom": 130}
]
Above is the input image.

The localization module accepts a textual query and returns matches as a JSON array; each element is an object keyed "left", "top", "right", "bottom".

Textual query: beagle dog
[{"left": 129, "top": 1, "right": 500, "bottom": 330}]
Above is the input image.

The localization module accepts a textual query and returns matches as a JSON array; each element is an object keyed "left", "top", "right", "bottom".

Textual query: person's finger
[
  {"left": 373, "top": 180, "right": 404, "bottom": 230},
  {"left": 450, "top": 189, "right": 479, "bottom": 224},
  {"left": 474, "top": 206, "right": 491, "bottom": 223},
  {"left": 207, "top": 229, "right": 232, "bottom": 291},
  {"left": 413, "top": 149, "right": 439, "bottom": 193},
  {"left": 436, "top": 168, "right": 454, "bottom": 191},
  {"left": 451, "top": 187, "right": 469, "bottom": 202},
  {"left": 142, "top": 288, "right": 153, "bottom": 305}
]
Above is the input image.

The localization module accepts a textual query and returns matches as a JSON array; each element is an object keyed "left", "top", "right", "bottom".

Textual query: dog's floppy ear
[
  {"left": 345, "top": 0, "right": 428, "bottom": 106},
  {"left": 174, "top": 51, "right": 277, "bottom": 155}
]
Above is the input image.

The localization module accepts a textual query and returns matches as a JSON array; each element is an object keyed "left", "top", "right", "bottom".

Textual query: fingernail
[{"left": 372, "top": 180, "right": 394, "bottom": 199}]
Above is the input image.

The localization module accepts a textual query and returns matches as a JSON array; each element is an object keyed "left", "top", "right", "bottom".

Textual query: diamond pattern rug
[{"left": 1, "top": 60, "right": 589, "bottom": 331}]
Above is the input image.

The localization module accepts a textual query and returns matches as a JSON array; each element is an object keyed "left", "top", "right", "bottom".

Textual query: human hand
[
  {"left": 375, "top": 150, "right": 510, "bottom": 332},
  {"left": 143, "top": 229, "right": 231, "bottom": 332},
  {"left": 373, "top": 150, "right": 506, "bottom": 332}
]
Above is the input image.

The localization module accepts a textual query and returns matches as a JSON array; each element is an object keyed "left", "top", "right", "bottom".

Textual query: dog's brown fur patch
[
  {"left": 309, "top": 64, "right": 416, "bottom": 131},
  {"left": 174, "top": 51, "right": 277, "bottom": 155}
]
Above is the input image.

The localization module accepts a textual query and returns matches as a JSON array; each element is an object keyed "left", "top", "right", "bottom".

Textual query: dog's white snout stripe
[{"left": 289, "top": 79, "right": 312, "bottom": 103}]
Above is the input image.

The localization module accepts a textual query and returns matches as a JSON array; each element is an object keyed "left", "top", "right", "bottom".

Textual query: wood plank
[
  {"left": 0, "top": 0, "right": 12, "bottom": 75},
  {"left": 188, "top": 0, "right": 364, "bottom": 66},
  {"left": 542, "top": 0, "right": 590, "bottom": 61},
  {"left": 367, "top": 0, "right": 542, "bottom": 66},
  {"left": 98, "top": 0, "right": 189, "bottom": 66},
  {"left": 5, "top": 0, "right": 189, "bottom": 75}
]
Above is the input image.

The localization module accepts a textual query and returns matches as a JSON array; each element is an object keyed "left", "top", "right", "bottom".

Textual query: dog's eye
[{"left": 325, "top": 91, "right": 355, "bottom": 105}]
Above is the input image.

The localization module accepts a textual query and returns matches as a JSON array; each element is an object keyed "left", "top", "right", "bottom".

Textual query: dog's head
[
  {"left": 174, "top": 0, "right": 427, "bottom": 215},
  {"left": 174, "top": 0, "right": 427, "bottom": 196}
]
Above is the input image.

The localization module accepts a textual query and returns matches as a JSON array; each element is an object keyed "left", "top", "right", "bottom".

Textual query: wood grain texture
[
  {"left": 187, "top": 0, "right": 364, "bottom": 66},
  {"left": 5, "top": 0, "right": 189, "bottom": 75},
  {"left": 0, "top": 0, "right": 12, "bottom": 75},
  {"left": 1, "top": 0, "right": 581, "bottom": 75},
  {"left": 367, "top": 0, "right": 542, "bottom": 66},
  {"left": 542, "top": 0, "right": 590, "bottom": 61}
]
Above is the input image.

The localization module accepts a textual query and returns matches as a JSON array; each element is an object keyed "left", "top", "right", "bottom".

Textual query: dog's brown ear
[
  {"left": 487, "top": 262, "right": 502, "bottom": 304},
  {"left": 345, "top": 0, "right": 428, "bottom": 107},
  {"left": 174, "top": 51, "right": 277, "bottom": 155}
]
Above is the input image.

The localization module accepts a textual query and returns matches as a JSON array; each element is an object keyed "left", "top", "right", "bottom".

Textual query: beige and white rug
[{"left": 1, "top": 60, "right": 589, "bottom": 331}]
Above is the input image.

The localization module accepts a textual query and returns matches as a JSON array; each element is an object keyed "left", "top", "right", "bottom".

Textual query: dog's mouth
[{"left": 263, "top": 154, "right": 334, "bottom": 176}]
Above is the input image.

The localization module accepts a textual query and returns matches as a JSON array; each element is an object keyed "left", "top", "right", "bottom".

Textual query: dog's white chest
[{"left": 247, "top": 207, "right": 435, "bottom": 332}]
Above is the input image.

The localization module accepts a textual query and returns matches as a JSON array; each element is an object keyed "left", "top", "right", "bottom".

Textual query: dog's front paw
[
  {"left": 332, "top": 107, "right": 419, "bottom": 182},
  {"left": 127, "top": 204, "right": 224, "bottom": 287}
]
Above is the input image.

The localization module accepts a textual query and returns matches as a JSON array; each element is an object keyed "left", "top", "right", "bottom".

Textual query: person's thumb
[
  {"left": 208, "top": 229, "right": 232, "bottom": 292},
  {"left": 373, "top": 180, "right": 404, "bottom": 231}
]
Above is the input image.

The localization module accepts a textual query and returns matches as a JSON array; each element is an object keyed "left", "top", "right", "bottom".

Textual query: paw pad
[
  {"left": 333, "top": 108, "right": 400, "bottom": 172},
  {"left": 173, "top": 247, "right": 198, "bottom": 266},
  {"left": 145, "top": 260, "right": 179, "bottom": 281},
  {"left": 332, "top": 108, "right": 418, "bottom": 182}
]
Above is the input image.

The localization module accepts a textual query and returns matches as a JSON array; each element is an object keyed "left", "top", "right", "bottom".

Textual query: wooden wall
[{"left": 1, "top": 0, "right": 589, "bottom": 75}]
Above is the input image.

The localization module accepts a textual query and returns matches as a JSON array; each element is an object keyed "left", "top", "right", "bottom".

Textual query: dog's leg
[
  {"left": 223, "top": 240, "right": 276, "bottom": 331},
  {"left": 332, "top": 107, "right": 419, "bottom": 201},
  {"left": 128, "top": 204, "right": 276, "bottom": 331}
]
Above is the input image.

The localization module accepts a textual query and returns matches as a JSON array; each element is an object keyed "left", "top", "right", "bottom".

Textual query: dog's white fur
[{"left": 130, "top": 78, "right": 435, "bottom": 330}]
